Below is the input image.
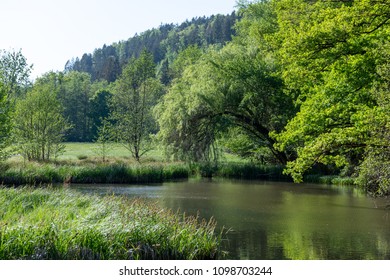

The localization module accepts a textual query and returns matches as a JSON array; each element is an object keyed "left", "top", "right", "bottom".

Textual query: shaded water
[{"left": 71, "top": 179, "right": 390, "bottom": 260}]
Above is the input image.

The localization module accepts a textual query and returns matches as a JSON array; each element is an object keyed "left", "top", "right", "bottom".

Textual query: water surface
[{"left": 72, "top": 179, "right": 390, "bottom": 260}]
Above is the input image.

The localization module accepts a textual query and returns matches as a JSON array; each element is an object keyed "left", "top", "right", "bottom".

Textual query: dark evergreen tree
[{"left": 65, "top": 13, "right": 238, "bottom": 82}]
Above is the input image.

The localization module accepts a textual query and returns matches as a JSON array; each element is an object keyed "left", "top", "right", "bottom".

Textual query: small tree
[
  {"left": 93, "top": 119, "right": 114, "bottom": 162},
  {"left": 13, "top": 83, "right": 71, "bottom": 161},
  {"left": 110, "top": 49, "right": 163, "bottom": 162}
]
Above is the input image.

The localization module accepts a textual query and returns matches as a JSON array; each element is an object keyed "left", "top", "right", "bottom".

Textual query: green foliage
[
  {"left": 156, "top": 24, "right": 293, "bottom": 164},
  {"left": 68, "top": 13, "right": 238, "bottom": 83},
  {"left": 89, "top": 87, "right": 112, "bottom": 139},
  {"left": 216, "top": 163, "right": 287, "bottom": 181},
  {"left": 169, "top": 45, "right": 204, "bottom": 80},
  {"left": 60, "top": 71, "right": 93, "bottom": 142},
  {"left": 0, "top": 187, "right": 221, "bottom": 260},
  {"left": 0, "top": 82, "right": 12, "bottom": 160},
  {"left": 0, "top": 49, "right": 32, "bottom": 160},
  {"left": 0, "top": 49, "right": 32, "bottom": 100},
  {"left": 110, "top": 50, "right": 164, "bottom": 161},
  {"left": 155, "top": 51, "right": 221, "bottom": 162},
  {"left": 13, "top": 83, "right": 71, "bottom": 161},
  {"left": 3, "top": 2, "right": 389, "bottom": 195},
  {"left": 259, "top": 0, "right": 390, "bottom": 192},
  {"left": 221, "top": 128, "right": 278, "bottom": 164},
  {"left": 92, "top": 120, "right": 115, "bottom": 163},
  {"left": 355, "top": 62, "right": 390, "bottom": 195},
  {"left": 35, "top": 72, "right": 112, "bottom": 143},
  {"left": 0, "top": 161, "right": 189, "bottom": 185}
]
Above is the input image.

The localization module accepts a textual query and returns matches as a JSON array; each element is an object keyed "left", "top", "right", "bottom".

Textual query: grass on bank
[
  {"left": 3, "top": 143, "right": 357, "bottom": 186},
  {"left": 0, "top": 161, "right": 190, "bottom": 185},
  {"left": 1, "top": 143, "right": 287, "bottom": 185},
  {"left": 0, "top": 187, "right": 222, "bottom": 260}
]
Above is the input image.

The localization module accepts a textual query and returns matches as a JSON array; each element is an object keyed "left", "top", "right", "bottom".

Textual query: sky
[{"left": 1, "top": 0, "right": 238, "bottom": 79}]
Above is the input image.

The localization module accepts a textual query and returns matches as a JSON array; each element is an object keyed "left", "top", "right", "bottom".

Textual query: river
[{"left": 71, "top": 179, "right": 390, "bottom": 260}]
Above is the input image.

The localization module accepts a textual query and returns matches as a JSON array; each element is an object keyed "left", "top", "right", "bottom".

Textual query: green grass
[
  {"left": 0, "top": 187, "right": 222, "bottom": 260},
  {"left": 3, "top": 143, "right": 286, "bottom": 185},
  {"left": 59, "top": 142, "right": 165, "bottom": 162},
  {"left": 0, "top": 161, "right": 190, "bottom": 185},
  {"left": 6, "top": 143, "right": 358, "bottom": 186}
]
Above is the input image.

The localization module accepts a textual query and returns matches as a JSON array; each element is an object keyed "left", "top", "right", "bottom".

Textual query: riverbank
[
  {"left": 0, "top": 187, "right": 221, "bottom": 260},
  {"left": 0, "top": 159, "right": 358, "bottom": 187},
  {"left": 0, "top": 160, "right": 190, "bottom": 185}
]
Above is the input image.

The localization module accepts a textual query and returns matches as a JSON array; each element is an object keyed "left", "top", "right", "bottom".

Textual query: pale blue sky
[{"left": 1, "top": 0, "right": 237, "bottom": 78}]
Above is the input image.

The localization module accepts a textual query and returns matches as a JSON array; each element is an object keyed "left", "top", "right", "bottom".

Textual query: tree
[
  {"left": 0, "top": 49, "right": 32, "bottom": 160},
  {"left": 266, "top": 0, "right": 390, "bottom": 187},
  {"left": 89, "top": 85, "right": 112, "bottom": 140},
  {"left": 13, "top": 83, "right": 71, "bottom": 161},
  {"left": 156, "top": 38, "right": 294, "bottom": 164},
  {"left": 59, "top": 72, "right": 92, "bottom": 142},
  {"left": 110, "top": 50, "right": 164, "bottom": 162},
  {"left": 0, "top": 81, "right": 12, "bottom": 160},
  {"left": 65, "top": 13, "right": 238, "bottom": 82},
  {"left": 93, "top": 119, "right": 115, "bottom": 163},
  {"left": 355, "top": 61, "right": 390, "bottom": 195},
  {"left": 0, "top": 49, "right": 33, "bottom": 100}
]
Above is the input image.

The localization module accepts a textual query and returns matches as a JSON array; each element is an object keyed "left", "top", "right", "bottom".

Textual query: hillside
[{"left": 64, "top": 12, "right": 238, "bottom": 83}]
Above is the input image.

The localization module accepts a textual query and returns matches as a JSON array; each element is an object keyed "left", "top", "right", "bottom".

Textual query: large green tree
[
  {"left": 264, "top": 0, "right": 390, "bottom": 192},
  {"left": 110, "top": 50, "right": 164, "bottom": 161},
  {"left": 156, "top": 40, "right": 294, "bottom": 163},
  {"left": 156, "top": 0, "right": 295, "bottom": 165}
]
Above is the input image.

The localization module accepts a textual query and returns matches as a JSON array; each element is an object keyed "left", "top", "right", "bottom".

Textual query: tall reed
[
  {"left": 0, "top": 162, "right": 190, "bottom": 185},
  {"left": 0, "top": 187, "right": 221, "bottom": 260}
]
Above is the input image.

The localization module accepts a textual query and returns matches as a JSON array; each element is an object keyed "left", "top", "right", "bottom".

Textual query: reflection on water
[{"left": 71, "top": 179, "right": 390, "bottom": 260}]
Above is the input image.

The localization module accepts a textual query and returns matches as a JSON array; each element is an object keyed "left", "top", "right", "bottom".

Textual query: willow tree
[
  {"left": 156, "top": 41, "right": 294, "bottom": 164},
  {"left": 110, "top": 50, "right": 164, "bottom": 162}
]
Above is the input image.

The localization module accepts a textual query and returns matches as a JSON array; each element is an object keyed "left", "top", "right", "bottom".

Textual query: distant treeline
[{"left": 65, "top": 13, "right": 239, "bottom": 83}]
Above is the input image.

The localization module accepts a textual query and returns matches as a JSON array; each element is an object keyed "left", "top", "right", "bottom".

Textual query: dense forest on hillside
[
  {"left": 1, "top": 0, "right": 389, "bottom": 195},
  {"left": 65, "top": 13, "right": 239, "bottom": 83}
]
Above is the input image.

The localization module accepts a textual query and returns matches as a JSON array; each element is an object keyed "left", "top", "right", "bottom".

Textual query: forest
[{"left": 0, "top": 0, "right": 389, "bottom": 196}]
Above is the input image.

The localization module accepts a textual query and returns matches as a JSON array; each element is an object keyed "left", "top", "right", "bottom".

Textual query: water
[{"left": 71, "top": 179, "right": 390, "bottom": 260}]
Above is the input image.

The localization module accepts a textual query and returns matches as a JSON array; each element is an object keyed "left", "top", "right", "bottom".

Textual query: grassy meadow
[
  {"left": 57, "top": 142, "right": 166, "bottom": 162},
  {"left": 1, "top": 142, "right": 278, "bottom": 185}
]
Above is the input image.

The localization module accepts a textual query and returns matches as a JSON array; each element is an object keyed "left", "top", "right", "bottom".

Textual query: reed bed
[
  {"left": 0, "top": 187, "right": 222, "bottom": 260},
  {"left": 0, "top": 162, "right": 190, "bottom": 185}
]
